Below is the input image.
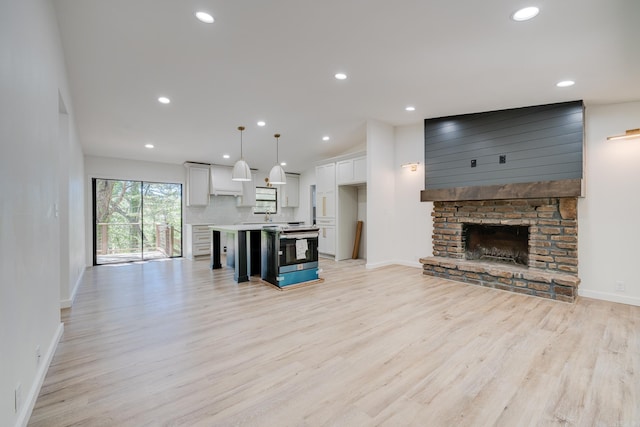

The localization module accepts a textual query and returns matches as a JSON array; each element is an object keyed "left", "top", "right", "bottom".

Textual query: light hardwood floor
[{"left": 29, "top": 258, "right": 639, "bottom": 426}]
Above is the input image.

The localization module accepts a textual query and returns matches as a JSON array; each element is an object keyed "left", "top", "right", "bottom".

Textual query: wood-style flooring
[{"left": 29, "top": 258, "right": 640, "bottom": 426}]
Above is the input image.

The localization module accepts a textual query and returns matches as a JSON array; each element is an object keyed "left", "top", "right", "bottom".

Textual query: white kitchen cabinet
[
  {"left": 185, "top": 224, "right": 213, "bottom": 259},
  {"left": 317, "top": 222, "right": 335, "bottom": 256},
  {"left": 317, "top": 189, "right": 335, "bottom": 218},
  {"left": 185, "top": 164, "right": 210, "bottom": 206},
  {"left": 280, "top": 174, "right": 299, "bottom": 208},
  {"left": 315, "top": 162, "right": 336, "bottom": 256},
  {"left": 336, "top": 156, "right": 366, "bottom": 185},
  {"left": 237, "top": 174, "right": 257, "bottom": 207},
  {"left": 210, "top": 165, "right": 243, "bottom": 196},
  {"left": 316, "top": 162, "right": 335, "bottom": 193},
  {"left": 316, "top": 162, "right": 335, "bottom": 218}
]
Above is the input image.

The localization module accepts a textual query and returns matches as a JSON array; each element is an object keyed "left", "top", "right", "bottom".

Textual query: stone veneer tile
[{"left": 423, "top": 197, "right": 580, "bottom": 302}]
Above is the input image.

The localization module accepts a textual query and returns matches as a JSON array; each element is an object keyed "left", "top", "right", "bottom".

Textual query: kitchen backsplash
[{"left": 185, "top": 195, "right": 297, "bottom": 225}]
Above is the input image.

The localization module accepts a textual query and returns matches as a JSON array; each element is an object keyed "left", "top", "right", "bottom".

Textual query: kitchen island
[
  {"left": 209, "top": 224, "right": 266, "bottom": 282},
  {"left": 209, "top": 223, "right": 320, "bottom": 286}
]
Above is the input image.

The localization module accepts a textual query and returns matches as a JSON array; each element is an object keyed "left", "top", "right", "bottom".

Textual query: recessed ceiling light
[
  {"left": 511, "top": 6, "right": 539, "bottom": 21},
  {"left": 334, "top": 73, "right": 347, "bottom": 80},
  {"left": 280, "top": 162, "right": 287, "bottom": 166},
  {"left": 223, "top": 154, "right": 230, "bottom": 159},
  {"left": 405, "top": 106, "right": 416, "bottom": 112},
  {"left": 322, "top": 136, "right": 330, "bottom": 141},
  {"left": 257, "top": 121, "right": 266, "bottom": 127},
  {"left": 158, "top": 96, "right": 170, "bottom": 104},
  {"left": 556, "top": 80, "right": 575, "bottom": 87},
  {"left": 195, "top": 11, "right": 214, "bottom": 24},
  {"left": 145, "top": 144, "right": 154, "bottom": 149}
]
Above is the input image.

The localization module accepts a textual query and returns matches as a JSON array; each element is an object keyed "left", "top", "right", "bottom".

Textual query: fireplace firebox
[{"left": 464, "top": 224, "right": 529, "bottom": 266}]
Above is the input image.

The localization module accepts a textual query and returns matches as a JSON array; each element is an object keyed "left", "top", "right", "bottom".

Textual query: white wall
[
  {"left": 394, "top": 124, "right": 433, "bottom": 267},
  {"left": 578, "top": 101, "right": 640, "bottom": 306},
  {"left": 58, "top": 101, "right": 86, "bottom": 309},
  {"left": 366, "top": 120, "right": 396, "bottom": 268},
  {"left": 0, "top": 0, "right": 84, "bottom": 425}
]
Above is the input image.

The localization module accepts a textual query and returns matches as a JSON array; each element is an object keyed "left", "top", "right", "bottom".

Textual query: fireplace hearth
[{"left": 420, "top": 198, "right": 580, "bottom": 302}]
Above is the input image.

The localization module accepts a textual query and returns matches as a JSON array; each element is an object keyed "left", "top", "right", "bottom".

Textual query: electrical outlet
[
  {"left": 499, "top": 154, "right": 506, "bottom": 164},
  {"left": 470, "top": 159, "right": 477, "bottom": 168},
  {"left": 615, "top": 281, "right": 625, "bottom": 292},
  {"left": 15, "top": 383, "right": 22, "bottom": 413},
  {"left": 36, "top": 345, "right": 41, "bottom": 365}
]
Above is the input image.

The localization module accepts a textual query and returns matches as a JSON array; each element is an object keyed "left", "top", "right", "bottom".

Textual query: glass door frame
[{"left": 92, "top": 178, "right": 183, "bottom": 265}]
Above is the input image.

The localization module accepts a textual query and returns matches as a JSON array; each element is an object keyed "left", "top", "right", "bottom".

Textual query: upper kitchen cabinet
[
  {"left": 280, "top": 173, "right": 300, "bottom": 208},
  {"left": 336, "top": 156, "right": 366, "bottom": 185},
  {"left": 210, "top": 165, "right": 243, "bottom": 196},
  {"left": 185, "top": 163, "right": 210, "bottom": 206},
  {"left": 316, "top": 162, "right": 335, "bottom": 193}
]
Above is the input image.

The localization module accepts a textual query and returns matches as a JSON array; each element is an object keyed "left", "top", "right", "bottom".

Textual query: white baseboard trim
[
  {"left": 392, "top": 260, "right": 423, "bottom": 269},
  {"left": 578, "top": 289, "right": 640, "bottom": 307},
  {"left": 17, "top": 322, "right": 64, "bottom": 427},
  {"left": 365, "top": 260, "right": 394, "bottom": 269},
  {"left": 60, "top": 266, "right": 85, "bottom": 309},
  {"left": 366, "top": 260, "right": 424, "bottom": 269}
]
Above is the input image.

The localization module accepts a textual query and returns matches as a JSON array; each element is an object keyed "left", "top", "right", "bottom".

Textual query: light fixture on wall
[
  {"left": 401, "top": 162, "right": 420, "bottom": 172},
  {"left": 268, "top": 133, "right": 287, "bottom": 185},
  {"left": 231, "top": 126, "right": 252, "bottom": 181},
  {"left": 607, "top": 128, "right": 640, "bottom": 141}
]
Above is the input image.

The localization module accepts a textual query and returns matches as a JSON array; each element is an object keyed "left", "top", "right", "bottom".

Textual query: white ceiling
[{"left": 53, "top": 0, "right": 640, "bottom": 174}]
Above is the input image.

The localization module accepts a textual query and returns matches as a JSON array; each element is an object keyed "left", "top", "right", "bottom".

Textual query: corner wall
[
  {"left": 394, "top": 124, "right": 433, "bottom": 267},
  {"left": 366, "top": 120, "right": 396, "bottom": 268},
  {"left": 578, "top": 101, "right": 640, "bottom": 306}
]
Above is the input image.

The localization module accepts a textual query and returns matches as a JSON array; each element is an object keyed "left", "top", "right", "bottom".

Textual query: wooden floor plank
[{"left": 28, "top": 258, "right": 640, "bottom": 426}]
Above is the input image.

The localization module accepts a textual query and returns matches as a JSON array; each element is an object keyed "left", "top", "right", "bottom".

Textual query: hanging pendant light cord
[
  {"left": 238, "top": 126, "right": 245, "bottom": 159},
  {"left": 274, "top": 133, "right": 280, "bottom": 163}
]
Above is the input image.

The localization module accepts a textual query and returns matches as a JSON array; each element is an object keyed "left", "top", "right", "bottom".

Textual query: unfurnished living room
[{"left": 2, "top": 1, "right": 640, "bottom": 426}]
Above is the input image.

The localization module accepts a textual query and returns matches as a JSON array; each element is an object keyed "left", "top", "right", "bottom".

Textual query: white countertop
[{"left": 209, "top": 224, "right": 279, "bottom": 231}]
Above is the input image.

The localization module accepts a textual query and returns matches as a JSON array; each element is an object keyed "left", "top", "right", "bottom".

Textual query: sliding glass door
[{"left": 93, "top": 179, "right": 182, "bottom": 265}]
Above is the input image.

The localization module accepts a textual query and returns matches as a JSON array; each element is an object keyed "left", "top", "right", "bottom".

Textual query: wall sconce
[
  {"left": 401, "top": 162, "right": 420, "bottom": 172},
  {"left": 607, "top": 128, "right": 640, "bottom": 141}
]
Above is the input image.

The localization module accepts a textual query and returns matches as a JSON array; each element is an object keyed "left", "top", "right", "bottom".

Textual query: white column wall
[
  {"left": 394, "top": 124, "right": 433, "bottom": 267},
  {"left": 366, "top": 120, "right": 396, "bottom": 268},
  {"left": 0, "top": 0, "right": 84, "bottom": 425},
  {"left": 578, "top": 101, "right": 640, "bottom": 306}
]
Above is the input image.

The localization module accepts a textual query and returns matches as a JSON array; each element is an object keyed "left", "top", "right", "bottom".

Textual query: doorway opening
[{"left": 92, "top": 179, "right": 182, "bottom": 265}]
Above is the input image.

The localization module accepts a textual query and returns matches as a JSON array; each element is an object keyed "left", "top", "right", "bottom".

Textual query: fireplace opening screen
[{"left": 464, "top": 224, "right": 529, "bottom": 266}]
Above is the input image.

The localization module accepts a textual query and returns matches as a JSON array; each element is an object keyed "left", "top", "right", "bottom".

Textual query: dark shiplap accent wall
[{"left": 424, "top": 101, "right": 584, "bottom": 190}]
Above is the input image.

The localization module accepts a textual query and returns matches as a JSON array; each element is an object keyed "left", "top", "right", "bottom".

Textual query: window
[{"left": 253, "top": 186, "right": 277, "bottom": 215}]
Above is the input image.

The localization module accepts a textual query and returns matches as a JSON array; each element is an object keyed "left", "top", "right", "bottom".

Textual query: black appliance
[{"left": 261, "top": 225, "right": 319, "bottom": 287}]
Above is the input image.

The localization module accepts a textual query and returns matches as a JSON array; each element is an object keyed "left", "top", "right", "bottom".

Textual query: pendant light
[
  {"left": 232, "top": 126, "right": 252, "bottom": 181},
  {"left": 268, "top": 133, "right": 286, "bottom": 185}
]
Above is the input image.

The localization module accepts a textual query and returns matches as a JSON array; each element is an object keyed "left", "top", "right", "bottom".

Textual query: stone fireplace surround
[{"left": 420, "top": 197, "right": 580, "bottom": 302}]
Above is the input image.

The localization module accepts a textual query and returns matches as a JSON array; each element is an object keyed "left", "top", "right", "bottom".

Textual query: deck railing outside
[{"left": 96, "top": 222, "right": 182, "bottom": 259}]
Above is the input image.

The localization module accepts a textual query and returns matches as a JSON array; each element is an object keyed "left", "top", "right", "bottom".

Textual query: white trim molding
[{"left": 17, "top": 323, "right": 64, "bottom": 427}]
